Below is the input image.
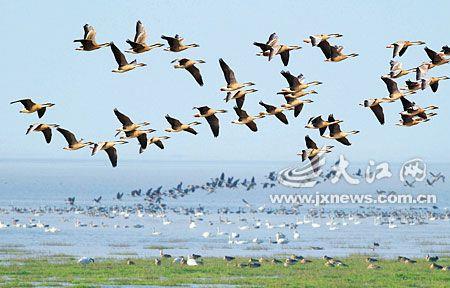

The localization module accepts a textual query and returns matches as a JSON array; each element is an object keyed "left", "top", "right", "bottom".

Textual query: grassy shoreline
[{"left": 1, "top": 256, "right": 449, "bottom": 287}]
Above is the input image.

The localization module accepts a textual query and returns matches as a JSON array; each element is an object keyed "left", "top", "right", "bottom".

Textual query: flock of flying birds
[{"left": 9, "top": 21, "right": 450, "bottom": 168}]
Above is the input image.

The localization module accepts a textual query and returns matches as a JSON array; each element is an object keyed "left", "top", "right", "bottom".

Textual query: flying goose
[
  {"left": 110, "top": 42, "right": 146, "bottom": 73},
  {"left": 74, "top": 24, "right": 110, "bottom": 51},
  {"left": 26, "top": 124, "right": 59, "bottom": 143},
  {"left": 397, "top": 113, "right": 437, "bottom": 127},
  {"left": 258, "top": 101, "right": 288, "bottom": 124},
  {"left": 303, "top": 34, "right": 343, "bottom": 46},
  {"left": 164, "top": 115, "right": 201, "bottom": 134},
  {"left": 277, "top": 89, "right": 318, "bottom": 99},
  {"left": 400, "top": 97, "right": 438, "bottom": 119},
  {"left": 442, "top": 45, "right": 450, "bottom": 55},
  {"left": 113, "top": 108, "right": 150, "bottom": 136},
  {"left": 421, "top": 76, "right": 449, "bottom": 92},
  {"left": 279, "top": 71, "right": 322, "bottom": 93},
  {"left": 359, "top": 99, "right": 388, "bottom": 125},
  {"left": 139, "top": 136, "right": 170, "bottom": 153},
  {"left": 231, "top": 107, "right": 265, "bottom": 132},
  {"left": 254, "top": 33, "right": 301, "bottom": 65},
  {"left": 305, "top": 115, "right": 342, "bottom": 136},
  {"left": 424, "top": 47, "right": 449, "bottom": 66},
  {"left": 299, "top": 135, "right": 333, "bottom": 173},
  {"left": 219, "top": 58, "right": 255, "bottom": 91},
  {"left": 172, "top": 58, "right": 205, "bottom": 86},
  {"left": 281, "top": 96, "right": 313, "bottom": 117},
  {"left": 161, "top": 34, "right": 199, "bottom": 52},
  {"left": 388, "top": 61, "right": 415, "bottom": 78},
  {"left": 317, "top": 39, "right": 358, "bottom": 62},
  {"left": 321, "top": 114, "right": 359, "bottom": 146},
  {"left": 386, "top": 40, "right": 425, "bottom": 58},
  {"left": 224, "top": 89, "right": 258, "bottom": 109},
  {"left": 57, "top": 128, "right": 93, "bottom": 150},
  {"left": 415, "top": 62, "right": 434, "bottom": 81},
  {"left": 120, "top": 128, "right": 155, "bottom": 151},
  {"left": 10, "top": 99, "right": 55, "bottom": 118},
  {"left": 193, "top": 106, "right": 227, "bottom": 137},
  {"left": 126, "top": 20, "right": 164, "bottom": 54},
  {"left": 91, "top": 141, "right": 128, "bottom": 167},
  {"left": 381, "top": 76, "right": 413, "bottom": 102}
]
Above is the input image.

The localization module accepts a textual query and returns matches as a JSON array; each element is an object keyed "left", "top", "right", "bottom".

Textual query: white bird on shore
[
  {"left": 78, "top": 257, "right": 94, "bottom": 265},
  {"left": 187, "top": 255, "right": 200, "bottom": 266}
]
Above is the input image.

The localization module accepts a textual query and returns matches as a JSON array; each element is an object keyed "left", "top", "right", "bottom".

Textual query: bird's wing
[
  {"left": 275, "top": 112, "right": 288, "bottom": 124},
  {"left": 235, "top": 96, "right": 245, "bottom": 109},
  {"left": 161, "top": 35, "right": 180, "bottom": 50},
  {"left": 424, "top": 47, "right": 441, "bottom": 63},
  {"left": 305, "top": 135, "right": 318, "bottom": 149},
  {"left": 110, "top": 42, "right": 128, "bottom": 66},
  {"left": 253, "top": 42, "right": 272, "bottom": 51},
  {"left": 280, "top": 51, "right": 290, "bottom": 66},
  {"left": 430, "top": 81, "right": 439, "bottom": 92},
  {"left": 154, "top": 140, "right": 165, "bottom": 149},
  {"left": 219, "top": 58, "right": 236, "bottom": 85},
  {"left": 294, "top": 103, "right": 304, "bottom": 117},
  {"left": 84, "top": 24, "right": 96, "bottom": 41},
  {"left": 317, "top": 39, "right": 332, "bottom": 59},
  {"left": 280, "top": 71, "right": 300, "bottom": 90},
  {"left": 137, "top": 133, "right": 148, "bottom": 149},
  {"left": 370, "top": 104, "right": 385, "bottom": 125},
  {"left": 165, "top": 115, "right": 182, "bottom": 129},
  {"left": 400, "top": 96, "right": 414, "bottom": 110},
  {"left": 105, "top": 146, "right": 118, "bottom": 167},
  {"left": 57, "top": 128, "right": 77, "bottom": 145},
  {"left": 37, "top": 107, "right": 46, "bottom": 118},
  {"left": 381, "top": 77, "right": 399, "bottom": 95},
  {"left": 134, "top": 20, "right": 147, "bottom": 44},
  {"left": 329, "top": 122, "right": 342, "bottom": 136},
  {"left": 266, "top": 33, "right": 278, "bottom": 46},
  {"left": 206, "top": 115, "right": 220, "bottom": 137},
  {"left": 234, "top": 107, "right": 249, "bottom": 119},
  {"left": 184, "top": 127, "right": 198, "bottom": 135},
  {"left": 245, "top": 121, "right": 258, "bottom": 132},
  {"left": 259, "top": 101, "right": 276, "bottom": 113},
  {"left": 336, "top": 137, "right": 351, "bottom": 146},
  {"left": 114, "top": 108, "right": 134, "bottom": 126},
  {"left": 42, "top": 127, "right": 52, "bottom": 143},
  {"left": 186, "top": 65, "right": 204, "bottom": 86},
  {"left": 26, "top": 123, "right": 40, "bottom": 134},
  {"left": 11, "top": 99, "right": 35, "bottom": 110}
]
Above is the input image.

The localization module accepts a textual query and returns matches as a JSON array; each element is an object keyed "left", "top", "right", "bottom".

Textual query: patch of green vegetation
[{"left": 0, "top": 256, "right": 449, "bottom": 287}]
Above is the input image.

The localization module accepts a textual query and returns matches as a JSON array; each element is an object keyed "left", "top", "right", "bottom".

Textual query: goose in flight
[
  {"left": 305, "top": 115, "right": 342, "bottom": 136},
  {"left": 424, "top": 47, "right": 450, "bottom": 67},
  {"left": 397, "top": 113, "right": 437, "bottom": 127},
  {"left": 281, "top": 96, "right": 313, "bottom": 118},
  {"left": 317, "top": 39, "right": 358, "bottom": 62},
  {"left": 113, "top": 108, "right": 150, "bottom": 136},
  {"left": 10, "top": 99, "right": 55, "bottom": 118},
  {"left": 299, "top": 135, "right": 333, "bottom": 173},
  {"left": 161, "top": 34, "right": 199, "bottom": 52},
  {"left": 258, "top": 101, "right": 288, "bottom": 125},
  {"left": 415, "top": 62, "right": 434, "bottom": 81},
  {"left": 381, "top": 76, "right": 414, "bottom": 102},
  {"left": 91, "top": 141, "right": 128, "bottom": 167},
  {"left": 57, "top": 128, "right": 93, "bottom": 151},
  {"left": 277, "top": 89, "right": 318, "bottom": 99},
  {"left": 219, "top": 58, "right": 255, "bottom": 91},
  {"left": 279, "top": 71, "right": 322, "bottom": 93},
  {"left": 120, "top": 129, "right": 155, "bottom": 151},
  {"left": 321, "top": 115, "right": 359, "bottom": 146},
  {"left": 164, "top": 115, "right": 201, "bottom": 135},
  {"left": 110, "top": 42, "right": 146, "bottom": 73},
  {"left": 224, "top": 89, "right": 258, "bottom": 109},
  {"left": 303, "top": 34, "right": 343, "bottom": 47},
  {"left": 172, "top": 58, "right": 205, "bottom": 86},
  {"left": 126, "top": 20, "right": 164, "bottom": 54},
  {"left": 253, "top": 33, "right": 301, "bottom": 65},
  {"left": 139, "top": 136, "right": 170, "bottom": 153},
  {"left": 421, "top": 76, "right": 449, "bottom": 92},
  {"left": 26, "top": 124, "right": 59, "bottom": 143},
  {"left": 74, "top": 24, "right": 110, "bottom": 51},
  {"left": 400, "top": 97, "right": 438, "bottom": 119},
  {"left": 386, "top": 40, "right": 425, "bottom": 58},
  {"left": 193, "top": 106, "right": 227, "bottom": 137},
  {"left": 231, "top": 107, "right": 265, "bottom": 132},
  {"left": 387, "top": 61, "right": 415, "bottom": 78},
  {"left": 360, "top": 99, "right": 388, "bottom": 125}
]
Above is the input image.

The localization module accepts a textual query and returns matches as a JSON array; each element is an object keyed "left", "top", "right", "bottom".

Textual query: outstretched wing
[
  {"left": 317, "top": 39, "right": 332, "bottom": 59},
  {"left": 219, "top": 58, "right": 236, "bottom": 85},
  {"left": 105, "top": 146, "right": 118, "bottom": 167},
  {"left": 110, "top": 42, "right": 128, "bottom": 66},
  {"left": 57, "top": 128, "right": 77, "bottom": 145},
  {"left": 114, "top": 108, "right": 134, "bottom": 126},
  {"left": 206, "top": 115, "right": 220, "bottom": 137},
  {"left": 305, "top": 135, "right": 318, "bottom": 149},
  {"left": 186, "top": 65, "right": 204, "bottom": 86},
  {"left": 134, "top": 20, "right": 147, "bottom": 44},
  {"left": 165, "top": 115, "right": 182, "bottom": 129}
]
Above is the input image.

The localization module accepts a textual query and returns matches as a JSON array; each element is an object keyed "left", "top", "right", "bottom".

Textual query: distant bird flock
[{"left": 10, "top": 22, "right": 449, "bottom": 167}]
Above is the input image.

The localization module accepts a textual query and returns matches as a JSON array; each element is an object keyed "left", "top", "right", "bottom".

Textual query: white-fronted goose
[
  {"left": 421, "top": 76, "right": 449, "bottom": 92},
  {"left": 219, "top": 58, "right": 255, "bottom": 91},
  {"left": 281, "top": 96, "right": 313, "bottom": 118},
  {"left": 140, "top": 136, "right": 170, "bottom": 153},
  {"left": 277, "top": 89, "right": 318, "bottom": 99},
  {"left": 57, "top": 128, "right": 93, "bottom": 150},
  {"left": 126, "top": 20, "right": 164, "bottom": 54},
  {"left": 113, "top": 108, "right": 150, "bottom": 136},
  {"left": 258, "top": 101, "right": 288, "bottom": 125},
  {"left": 299, "top": 135, "right": 333, "bottom": 173},
  {"left": 91, "top": 141, "right": 128, "bottom": 167},
  {"left": 26, "top": 124, "right": 59, "bottom": 144},
  {"left": 400, "top": 97, "right": 438, "bottom": 119},
  {"left": 74, "top": 24, "right": 110, "bottom": 51},
  {"left": 164, "top": 115, "right": 201, "bottom": 135},
  {"left": 321, "top": 114, "right": 359, "bottom": 146},
  {"left": 232, "top": 107, "right": 265, "bottom": 132},
  {"left": 224, "top": 89, "right": 258, "bottom": 109},
  {"left": 193, "top": 106, "right": 227, "bottom": 137},
  {"left": 120, "top": 128, "right": 155, "bottom": 150},
  {"left": 10, "top": 99, "right": 55, "bottom": 118},
  {"left": 386, "top": 40, "right": 425, "bottom": 58},
  {"left": 381, "top": 76, "right": 414, "bottom": 102},
  {"left": 415, "top": 62, "right": 434, "bottom": 80},
  {"left": 303, "top": 34, "right": 343, "bottom": 47},
  {"left": 317, "top": 39, "right": 358, "bottom": 62},
  {"left": 279, "top": 71, "right": 322, "bottom": 93},
  {"left": 388, "top": 61, "right": 415, "bottom": 78},
  {"left": 110, "top": 42, "right": 146, "bottom": 73},
  {"left": 172, "top": 58, "right": 205, "bottom": 86},
  {"left": 397, "top": 113, "right": 437, "bottom": 127},
  {"left": 161, "top": 34, "right": 199, "bottom": 52},
  {"left": 254, "top": 33, "right": 301, "bottom": 65},
  {"left": 305, "top": 115, "right": 342, "bottom": 136},
  {"left": 424, "top": 47, "right": 449, "bottom": 66},
  {"left": 360, "top": 99, "right": 388, "bottom": 125}
]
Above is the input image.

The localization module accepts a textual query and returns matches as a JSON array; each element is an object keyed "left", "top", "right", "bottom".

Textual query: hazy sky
[{"left": 2, "top": 1, "right": 449, "bottom": 164}]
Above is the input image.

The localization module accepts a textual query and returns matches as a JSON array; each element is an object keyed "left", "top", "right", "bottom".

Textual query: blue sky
[{"left": 2, "top": 1, "right": 449, "bottom": 164}]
